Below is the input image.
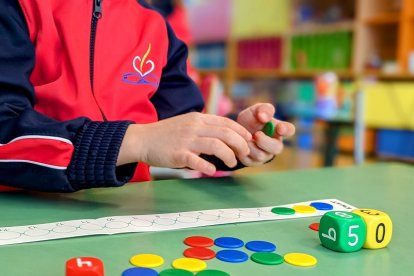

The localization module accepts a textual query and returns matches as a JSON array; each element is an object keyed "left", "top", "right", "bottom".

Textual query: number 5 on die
[{"left": 319, "top": 211, "right": 367, "bottom": 252}]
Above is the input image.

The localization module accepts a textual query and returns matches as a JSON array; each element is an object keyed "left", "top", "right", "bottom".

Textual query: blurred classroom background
[{"left": 154, "top": 0, "right": 414, "bottom": 177}]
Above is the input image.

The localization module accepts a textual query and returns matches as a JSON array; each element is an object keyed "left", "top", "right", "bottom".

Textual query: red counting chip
[
  {"left": 183, "top": 247, "right": 216, "bottom": 260},
  {"left": 309, "top": 223, "right": 320, "bottom": 232},
  {"left": 184, "top": 236, "right": 214, "bottom": 247}
]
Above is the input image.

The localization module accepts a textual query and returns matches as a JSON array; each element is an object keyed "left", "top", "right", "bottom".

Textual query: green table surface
[{"left": 0, "top": 163, "right": 413, "bottom": 276}]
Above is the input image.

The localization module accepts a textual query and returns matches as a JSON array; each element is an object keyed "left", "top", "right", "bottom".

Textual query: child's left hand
[{"left": 236, "top": 103, "right": 295, "bottom": 166}]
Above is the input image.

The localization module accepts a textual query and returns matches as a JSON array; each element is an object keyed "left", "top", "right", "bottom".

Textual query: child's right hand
[{"left": 117, "top": 112, "right": 252, "bottom": 175}]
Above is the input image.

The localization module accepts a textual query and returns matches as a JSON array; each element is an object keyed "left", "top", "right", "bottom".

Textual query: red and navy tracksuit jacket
[{"left": 0, "top": 0, "right": 210, "bottom": 192}]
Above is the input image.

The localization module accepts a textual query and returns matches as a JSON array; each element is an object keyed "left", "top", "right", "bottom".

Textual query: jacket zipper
[{"left": 89, "top": 0, "right": 108, "bottom": 121}]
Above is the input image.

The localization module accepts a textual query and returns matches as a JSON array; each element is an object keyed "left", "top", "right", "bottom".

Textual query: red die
[{"left": 66, "top": 257, "right": 104, "bottom": 276}]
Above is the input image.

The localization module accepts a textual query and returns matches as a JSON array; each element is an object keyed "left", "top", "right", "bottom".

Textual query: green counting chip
[
  {"left": 262, "top": 121, "right": 275, "bottom": 137},
  {"left": 196, "top": 270, "right": 230, "bottom": 276},
  {"left": 251, "top": 252, "right": 284, "bottom": 265},
  {"left": 160, "top": 269, "right": 193, "bottom": 276},
  {"left": 271, "top": 207, "right": 295, "bottom": 215}
]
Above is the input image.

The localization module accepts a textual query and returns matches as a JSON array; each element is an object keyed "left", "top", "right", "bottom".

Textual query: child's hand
[
  {"left": 236, "top": 103, "right": 295, "bottom": 167},
  {"left": 118, "top": 112, "right": 252, "bottom": 175}
]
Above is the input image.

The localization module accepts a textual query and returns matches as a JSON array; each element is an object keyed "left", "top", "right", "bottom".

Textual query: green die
[{"left": 319, "top": 211, "right": 367, "bottom": 252}]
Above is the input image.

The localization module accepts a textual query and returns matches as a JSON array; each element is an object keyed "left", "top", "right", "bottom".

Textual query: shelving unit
[
  {"left": 354, "top": 0, "right": 414, "bottom": 74},
  {"left": 189, "top": 0, "right": 414, "bottom": 88},
  {"left": 186, "top": 0, "right": 414, "bottom": 164},
  {"left": 289, "top": 20, "right": 356, "bottom": 36}
]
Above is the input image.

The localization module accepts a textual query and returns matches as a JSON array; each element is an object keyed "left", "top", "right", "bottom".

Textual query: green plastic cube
[{"left": 319, "top": 211, "right": 367, "bottom": 252}]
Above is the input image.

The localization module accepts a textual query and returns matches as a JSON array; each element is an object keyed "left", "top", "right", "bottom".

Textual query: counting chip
[
  {"left": 122, "top": 267, "right": 158, "bottom": 276},
  {"left": 292, "top": 205, "right": 317, "bottom": 214},
  {"left": 159, "top": 268, "right": 193, "bottom": 276},
  {"left": 251, "top": 252, "right": 284, "bottom": 265},
  {"left": 310, "top": 202, "right": 333, "bottom": 210},
  {"left": 216, "top": 250, "right": 249, "bottom": 263},
  {"left": 284, "top": 253, "right": 317, "bottom": 267},
  {"left": 172, "top": 258, "right": 207, "bottom": 273},
  {"left": 184, "top": 247, "right": 216, "bottom": 260},
  {"left": 262, "top": 121, "right": 275, "bottom": 137},
  {"left": 214, "top": 237, "right": 244, "bottom": 248},
  {"left": 184, "top": 236, "right": 214, "bottom": 247},
  {"left": 196, "top": 269, "right": 230, "bottom": 276},
  {"left": 245, "top": 241, "right": 276, "bottom": 252},
  {"left": 130, "top": 254, "right": 164, "bottom": 268},
  {"left": 271, "top": 207, "right": 295, "bottom": 215},
  {"left": 309, "top": 223, "right": 320, "bottom": 232}
]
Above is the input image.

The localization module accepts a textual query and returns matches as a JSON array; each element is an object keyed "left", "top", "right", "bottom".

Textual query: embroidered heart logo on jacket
[
  {"left": 133, "top": 56, "right": 155, "bottom": 77},
  {"left": 122, "top": 43, "right": 159, "bottom": 88}
]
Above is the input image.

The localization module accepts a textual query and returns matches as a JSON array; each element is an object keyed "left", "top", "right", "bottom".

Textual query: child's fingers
[
  {"left": 255, "top": 103, "right": 276, "bottom": 123},
  {"left": 192, "top": 137, "right": 238, "bottom": 168},
  {"left": 254, "top": 131, "right": 284, "bottom": 155},
  {"left": 275, "top": 121, "right": 295, "bottom": 137},
  {"left": 183, "top": 153, "right": 216, "bottom": 176},
  {"left": 247, "top": 145, "right": 272, "bottom": 163},
  {"left": 199, "top": 126, "right": 250, "bottom": 156},
  {"left": 204, "top": 114, "right": 252, "bottom": 141}
]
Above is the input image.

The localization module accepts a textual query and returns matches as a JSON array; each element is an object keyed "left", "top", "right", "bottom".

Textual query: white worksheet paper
[{"left": 0, "top": 199, "right": 356, "bottom": 245}]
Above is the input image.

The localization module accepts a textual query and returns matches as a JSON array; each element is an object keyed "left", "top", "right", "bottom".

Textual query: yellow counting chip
[
  {"left": 172, "top": 257, "right": 207, "bottom": 272},
  {"left": 130, "top": 254, "right": 165, "bottom": 268},
  {"left": 284, "top": 253, "right": 317, "bottom": 267},
  {"left": 293, "top": 205, "right": 317, "bottom": 214}
]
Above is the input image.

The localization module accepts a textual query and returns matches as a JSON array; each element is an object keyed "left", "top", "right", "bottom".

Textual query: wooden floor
[{"left": 233, "top": 146, "right": 368, "bottom": 176}]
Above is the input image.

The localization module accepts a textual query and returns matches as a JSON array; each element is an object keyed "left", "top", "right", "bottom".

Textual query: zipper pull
[{"left": 93, "top": 0, "right": 103, "bottom": 19}]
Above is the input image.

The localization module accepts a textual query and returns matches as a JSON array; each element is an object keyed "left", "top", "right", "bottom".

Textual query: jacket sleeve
[
  {"left": 0, "top": 0, "right": 136, "bottom": 192},
  {"left": 150, "top": 0, "right": 175, "bottom": 17},
  {"left": 150, "top": 22, "right": 205, "bottom": 119}
]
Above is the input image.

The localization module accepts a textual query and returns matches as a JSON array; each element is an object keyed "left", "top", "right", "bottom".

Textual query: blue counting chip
[
  {"left": 310, "top": 202, "right": 334, "bottom": 211},
  {"left": 245, "top": 240, "right": 276, "bottom": 252},
  {"left": 216, "top": 250, "right": 249, "bottom": 263},
  {"left": 214, "top": 237, "right": 244, "bottom": 248},
  {"left": 122, "top": 267, "right": 158, "bottom": 276}
]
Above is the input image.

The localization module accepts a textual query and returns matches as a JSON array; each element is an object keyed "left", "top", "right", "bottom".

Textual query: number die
[
  {"left": 352, "top": 209, "right": 392, "bottom": 249},
  {"left": 319, "top": 211, "right": 367, "bottom": 252},
  {"left": 66, "top": 257, "right": 104, "bottom": 276}
]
